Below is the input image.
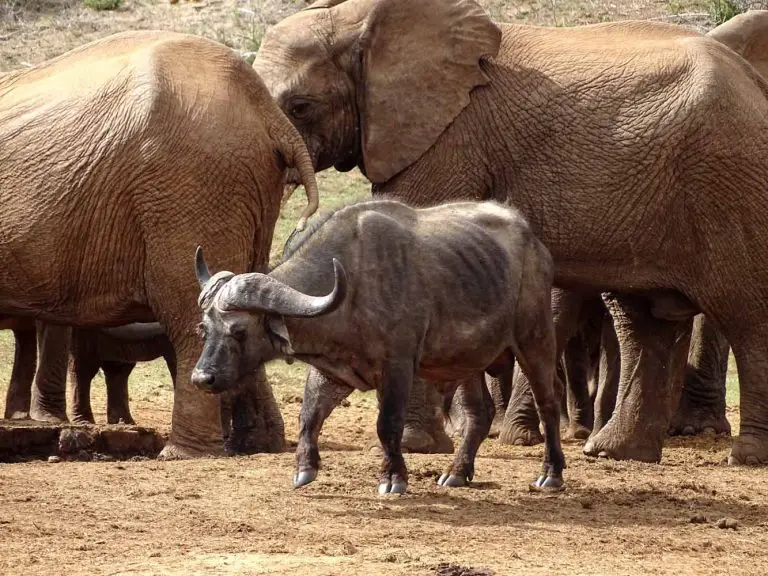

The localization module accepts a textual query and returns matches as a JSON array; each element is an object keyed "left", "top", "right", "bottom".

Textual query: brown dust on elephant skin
[{"left": 1, "top": 398, "right": 767, "bottom": 576}]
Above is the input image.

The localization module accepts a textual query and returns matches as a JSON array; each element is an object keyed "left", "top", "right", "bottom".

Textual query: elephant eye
[
  {"left": 288, "top": 100, "right": 312, "bottom": 120},
  {"left": 196, "top": 323, "right": 207, "bottom": 341}
]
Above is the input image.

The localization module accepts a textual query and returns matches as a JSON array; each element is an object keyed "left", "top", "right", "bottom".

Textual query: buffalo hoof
[
  {"left": 293, "top": 469, "right": 318, "bottom": 488},
  {"left": 378, "top": 474, "right": 407, "bottom": 495},
  {"left": 529, "top": 474, "right": 565, "bottom": 492},
  {"left": 437, "top": 473, "right": 469, "bottom": 488},
  {"left": 728, "top": 435, "right": 768, "bottom": 466}
]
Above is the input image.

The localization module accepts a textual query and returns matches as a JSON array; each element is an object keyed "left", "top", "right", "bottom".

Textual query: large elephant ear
[{"left": 358, "top": 0, "right": 501, "bottom": 183}]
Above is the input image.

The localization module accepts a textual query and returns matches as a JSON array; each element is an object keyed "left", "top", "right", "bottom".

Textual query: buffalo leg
[
  {"left": 376, "top": 359, "right": 414, "bottom": 495},
  {"left": 438, "top": 374, "right": 493, "bottom": 487},
  {"left": 294, "top": 367, "right": 354, "bottom": 488}
]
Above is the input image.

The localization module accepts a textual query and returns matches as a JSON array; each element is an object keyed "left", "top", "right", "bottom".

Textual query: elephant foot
[
  {"left": 498, "top": 421, "right": 543, "bottom": 446},
  {"left": 157, "top": 440, "right": 225, "bottom": 460},
  {"left": 378, "top": 473, "right": 408, "bottom": 495},
  {"left": 293, "top": 468, "right": 318, "bottom": 488},
  {"left": 668, "top": 402, "right": 731, "bottom": 437},
  {"left": 107, "top": 412, "right": 135, "bottom": 426},
  {"left": 583, "top": 421, "right": 662, "bottom": 463},
  {"left": 225, "top": 425, "right": 286, "bottom": 455},
  {"left": 29, "top": 405, "right": 67, "bottom": 424},
  {"left": 403, "top": 422, "right": 453, "bottom": 453},
  {"left": 563, "top": 423, "right": 592, "bottom": 441},
  {"left": 488, "top": 414, "right": 506, "bottom": 439},
  {"left": 728, "top": 434, "right": 768, "bottom": 466},
  {"left": 71, "top": 411, "right": 96, "bottom": 425},
  {"left": 5, "top": 409, "right": 30, "bottom": 420}
]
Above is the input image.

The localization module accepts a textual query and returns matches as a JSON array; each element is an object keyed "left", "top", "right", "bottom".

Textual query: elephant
[
  {"left": 496, "top": 11, "right": 768, "bottom": 449},
  {"left": 0, "top": 30, "right": 319, "bottom": 459},
  {"left": 254, "top": 0, "right": 768, "bottom": 465}
]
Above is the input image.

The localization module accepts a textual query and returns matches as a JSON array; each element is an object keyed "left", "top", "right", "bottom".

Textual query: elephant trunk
[{"left": 274, "top": 117, "right": 320, "bottom": 231}]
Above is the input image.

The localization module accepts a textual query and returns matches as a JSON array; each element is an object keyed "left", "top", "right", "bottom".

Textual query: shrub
[{"left": 83, "top": 0, "right": 120, "bottom": 10}]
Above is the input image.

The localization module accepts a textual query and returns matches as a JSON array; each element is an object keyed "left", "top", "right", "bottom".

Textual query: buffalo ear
[
  {"left": 357, "top": 0, "right": 501, "bottom": 183},
  {"left": 266, "top": 316, "right": 294, "bottom": 354}
]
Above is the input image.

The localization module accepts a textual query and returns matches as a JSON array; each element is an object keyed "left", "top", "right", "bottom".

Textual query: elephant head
[{"left": 254, "top": 0, "right": 501, "bottom": 184}]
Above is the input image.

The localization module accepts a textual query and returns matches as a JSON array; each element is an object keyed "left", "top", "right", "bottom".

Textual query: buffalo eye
[{"left": 230, "top": 327, "right": 247, "bottom": 343}]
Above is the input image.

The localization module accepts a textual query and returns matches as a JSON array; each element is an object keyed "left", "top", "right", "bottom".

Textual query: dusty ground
[{"left": 3, "top": 0, "right": 768, "bottom": 574}]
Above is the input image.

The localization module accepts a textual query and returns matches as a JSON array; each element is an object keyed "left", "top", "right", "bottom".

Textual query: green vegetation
[
  {"left": 83, "top": 0, "right": 120, "bottom": 11},
  {"left": 707, "top": 0, "right": 741, "bottom": 25}
]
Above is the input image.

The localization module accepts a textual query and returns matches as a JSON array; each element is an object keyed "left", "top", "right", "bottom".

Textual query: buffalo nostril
[{"left": 191, "top": 370, "right": 215, "bottom": 389}]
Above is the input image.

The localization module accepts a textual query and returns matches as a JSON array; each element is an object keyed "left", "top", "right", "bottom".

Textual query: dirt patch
[{"left": 0, "top": 402, "right": 767, "bottom": 576}]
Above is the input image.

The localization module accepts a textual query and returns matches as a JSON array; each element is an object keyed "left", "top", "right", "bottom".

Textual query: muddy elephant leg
[
  {"left": 486, "top": 370, "right": 512, "bottom": 438},
  {"left": 376, "top": 360, "right": 413, "bottom": 495},
  {"left": 584, "top": 293, "right": 693, "bottom": 462},
  {"left": 725, "top": 324, "right": 768, "bottom": 465},
  {"left": 69, "top": 332, "right": 99, "bottom": 424},
  {"left": 29, "top": 323, "right": 70, "bottom": 423},
  {"left": 294, "top": 367, "right": 354, "bottom": 488},
  {"left": 592, "top": 310, "right": 620, "bottom": 435},
  {"left": 102, "top": 361, "right": 136, "bottom": 425},
  {"left": 669, "top": 314, "right": 731, "bottom": 437},
  {"left": 4, "top": 326, "right": 37, "bottom": 420},
  {"left": 400, "top": 378, "right": 454, "bottom": 453},
  {"left": 438, "top": 374, "right": 493, "bottom": 487},
  {"left": 563, "top": 330, "right": 595, "bottom": 440},
  {"left": 160, "top": 326, "right": 225, "bottom": 459},
  {"left": 498, "top": 288, "right": 584, "bottom": 446},
  {"left": 226, "top": 365, "right": 285, "bottom": 454}
]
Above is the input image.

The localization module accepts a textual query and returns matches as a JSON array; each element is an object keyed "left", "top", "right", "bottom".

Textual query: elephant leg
[
  {"left": 29, "top": 323, "right": 70, "bottom": 423},
  {"left": 592, "top": 310, "right": 620, "bottom": 435},
  {"left": 498, "top": 288, "right": 585, "bottom": 446},
  {"left": 399, "top": 378, "right": 454, "bottom": 453},
  {"left": 727, "top": 326, "right": 768, "bottom": 465},
  {"left": 226, "top": 365, "right": 285, "bottom": 454},
  {"left": 294, "top": 367, "right": 355, "bottom": 488},
  {"left": 583, "top": 293, "right": 693, "bottom": 463},
  {"left": 669, "top": 314, "right": 731, "bottom": 437},
  {"left": 563, "top": 329, "right": 594, "bottom": 440},
  {"left": 4, "top": 326, "right": 37, "bottom": 420},
  {"left": 487, "top": 370, "right": 512, "bottom": 438},
  {"left": 438, "top": 375, "right": 493, "bottom": 487},
  {"left": 69, "top": 331, "right": 99, "bottom": 424},
  {"left": 103, "top": 361, "right": 136, "bottom": 425},
  {"left": 159, "top": 324, "right": 225, "bottom": 459}
]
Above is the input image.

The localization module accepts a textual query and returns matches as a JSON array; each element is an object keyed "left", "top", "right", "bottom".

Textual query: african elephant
[
  {"left": 0, "top": 30, "right": 318, "bottom": 458},
  {"left": 255, "top": 0, "right": 768, "bottom": 465}
]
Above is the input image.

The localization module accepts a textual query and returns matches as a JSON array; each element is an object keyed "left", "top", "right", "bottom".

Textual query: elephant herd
[{"left": 2, "top": 0, "right": 768, "bottom": 484}]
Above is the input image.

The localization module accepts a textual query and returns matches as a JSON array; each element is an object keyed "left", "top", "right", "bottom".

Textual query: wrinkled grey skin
[
  {"left": 194, "top": 200, "right": 564, "bottom": 493},
  {"left": 254, "top": 0, "right": 768, "bottom": 464}
]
